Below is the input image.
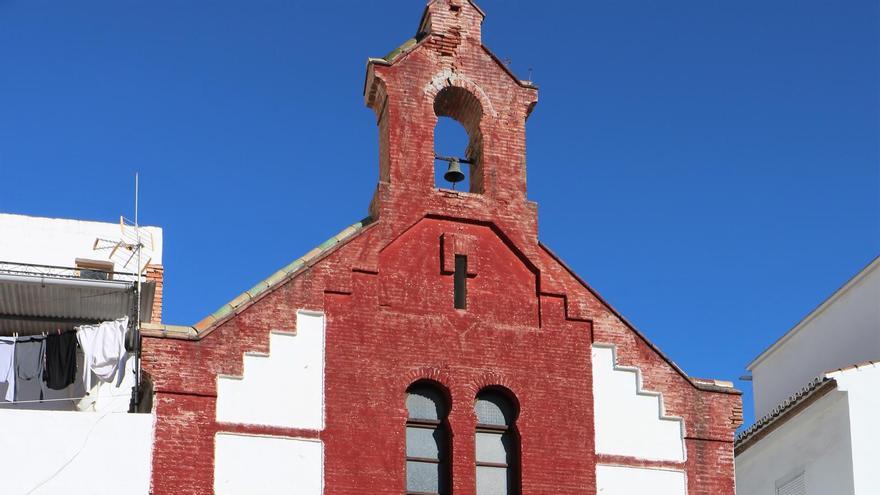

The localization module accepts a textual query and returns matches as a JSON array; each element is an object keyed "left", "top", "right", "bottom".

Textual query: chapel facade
[{"left": 141, "top": 2, "right": 742, "bottom": 494}]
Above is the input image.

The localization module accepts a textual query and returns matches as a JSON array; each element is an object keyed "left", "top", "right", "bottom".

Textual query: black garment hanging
[{"left": 44, "top": 332, "right": 77, "bottom": 390}]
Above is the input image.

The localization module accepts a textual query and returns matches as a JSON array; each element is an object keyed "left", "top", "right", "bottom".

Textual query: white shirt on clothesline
[{"left": 76, "top": 316, "right": 128, "bottom": 391}]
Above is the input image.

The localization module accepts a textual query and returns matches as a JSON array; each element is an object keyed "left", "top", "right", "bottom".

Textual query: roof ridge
[{"left": 747, "top": 255, "right": 880, "bottom": 370}]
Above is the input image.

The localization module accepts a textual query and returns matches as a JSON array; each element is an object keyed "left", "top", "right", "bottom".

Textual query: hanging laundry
[
  {"left": 14, "top": 336, "right": 46, "bottom": 401},
  {"left": 0, "top": 337, "right": 15, "bottom": 402},
  {"left": 44, "top": 331, "right": 77, "bottom": 390},
  {"left": 77, "top": 316, "right": 128, "bottom": 391}
]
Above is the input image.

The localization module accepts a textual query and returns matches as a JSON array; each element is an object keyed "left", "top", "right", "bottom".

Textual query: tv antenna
[
  {"left": 91, "top": 173, "right": 149, "bottom": 410},
  {"left": 92, "top": 179, "right": 154, "bottom": 273}
]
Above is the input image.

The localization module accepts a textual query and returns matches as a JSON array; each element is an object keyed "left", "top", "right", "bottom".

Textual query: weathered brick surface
[
  {"left": 142, "top": 1, "right": 741, "bottom": 493},
  {"left": 145, "top": 264, "right": 164, "bottom": 324},
  {"left": 150, "top": 393, "right": 216, "bottom": 495}
]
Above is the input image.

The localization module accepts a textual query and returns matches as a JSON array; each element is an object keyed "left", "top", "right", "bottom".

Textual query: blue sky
[{"left": 1, "top": 0, "right": 877, "bottom": 427}]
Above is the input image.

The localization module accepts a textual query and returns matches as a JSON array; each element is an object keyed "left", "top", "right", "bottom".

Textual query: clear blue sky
[{"left": 1, "top": 0, "right": 878, "bottom": 427}]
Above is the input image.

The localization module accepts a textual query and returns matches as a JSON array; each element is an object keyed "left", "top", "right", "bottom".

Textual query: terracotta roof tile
[{"left": 735, "top": 376, "right": 835, "bottom": 452}]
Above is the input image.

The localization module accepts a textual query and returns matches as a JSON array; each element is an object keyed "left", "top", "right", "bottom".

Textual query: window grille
[{"left": 776, "top": 472, "right": 805, "bottom": 495}]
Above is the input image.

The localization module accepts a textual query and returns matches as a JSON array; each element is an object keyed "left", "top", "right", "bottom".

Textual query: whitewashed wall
[
  {"left": 0, "top": 407, "right": 154, "bottom": 494},
  {"left": 829, "top": 364, "right": 880, "bottom": 495},
  {"left": 214, "top": 311, "right": 325, "bottom": 493},
  {"left": 0, "top": 215, "right": 158, "bottom": 494},
  {"left": 216, "top": 311, "right": 325, "bottom": 429},
  {"left": 735, "top": 389, "right": 855, "bottom": 495},
  {"left": 592, "top": 345, "right": 687, "bottom": 495},
  {"left": 597, "top": 465, "right": 687, "bottom": 495},
  {"left": 215, "top": 434, "right": 323, "bottom": 495},
  {"left": 592, "top": 345, "right": 685, "bottom": 461},
  {"left": 749, "top": 259, "right": 879, "bottom": 417},
  {"left": 0, "top": 212, "right": 163, "bottom": 269}
]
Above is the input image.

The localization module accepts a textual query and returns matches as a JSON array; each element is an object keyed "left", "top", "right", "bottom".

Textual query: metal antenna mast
[
  {"left": 133, "top": 172, "right": 142, "bottom": 412},
  {"left": 135, "top": 172, "right": 141, "bottom": 329},
  {"left": 90, "top": 173, "right": 153, "bottom": 411}
]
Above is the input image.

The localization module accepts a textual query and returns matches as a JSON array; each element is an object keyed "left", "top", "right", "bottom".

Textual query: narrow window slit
[{"left": 454, "top": 255, "right": 467, "bottom": 309}]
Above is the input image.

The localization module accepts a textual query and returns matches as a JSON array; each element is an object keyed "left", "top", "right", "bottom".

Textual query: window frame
[
  {"left": 405, "top": 383, "right": 451, "bottom": 495},
  {"left": 75, "top": 258, "right": 114, "bottom": 280},
  {"left": 474, "top": 423, "right": 512, "bottom": 470},
  {"left": 474, "top": 389, "right": 521, "bottom": 495}
]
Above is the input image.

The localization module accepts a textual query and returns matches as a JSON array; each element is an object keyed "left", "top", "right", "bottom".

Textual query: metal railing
[{"left": 0, "top": 260, "right": 145, "bottom": 284}]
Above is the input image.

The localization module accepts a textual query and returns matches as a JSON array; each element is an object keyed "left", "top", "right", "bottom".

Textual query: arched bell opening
[{"left": 433, "top": 86, "right": 484, "bottom": 193}]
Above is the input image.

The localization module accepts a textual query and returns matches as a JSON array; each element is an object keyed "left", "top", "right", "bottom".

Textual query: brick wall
[
  {"left": 141, "top": 1, "right": 741, "bottom": 493},
  {"left": 145, "top": 264, "right": 163, "bottom": 324}
]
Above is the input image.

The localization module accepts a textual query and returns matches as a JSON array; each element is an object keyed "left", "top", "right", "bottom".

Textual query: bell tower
[{"left": 364, "top": 0, "right": 539, "bottom": 234}]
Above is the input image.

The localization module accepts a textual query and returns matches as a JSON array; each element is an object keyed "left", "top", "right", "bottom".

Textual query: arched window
[
  {"left": 475, "top": 389, "right": 519, "bottom": 495},
  {"left": 406, "top": 382, "right": 451, "bottom": 495}
]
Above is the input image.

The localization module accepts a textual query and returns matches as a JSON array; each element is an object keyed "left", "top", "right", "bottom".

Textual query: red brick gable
[{"left": 142, "top": 1, "right": 741, "bottom": 493}]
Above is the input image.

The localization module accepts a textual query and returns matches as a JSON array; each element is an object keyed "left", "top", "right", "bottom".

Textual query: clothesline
[
  {"left": 2, "top": 330, "right": 77, "bottom": 338},
  {"left": 0, "top": 316, "right": 131, "bottom": 404},
  {"left": 0, "top": 393, "right": 132, "bottom": 405},
  {"left": 0, "top": 312, "right": 128, "bottom": 338}
]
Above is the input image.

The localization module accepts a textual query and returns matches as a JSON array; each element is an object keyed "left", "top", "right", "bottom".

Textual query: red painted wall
[{"left": 142, "top": 1, "right": 741, "bottom": 493}]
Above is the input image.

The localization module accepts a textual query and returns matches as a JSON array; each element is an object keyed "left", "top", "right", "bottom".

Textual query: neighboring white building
[
  {"left": 0, "top": 212, "right": 162, "bottom": 495},
  {"left": 735, "top": 256, "right": 880, "bottom": 495}
]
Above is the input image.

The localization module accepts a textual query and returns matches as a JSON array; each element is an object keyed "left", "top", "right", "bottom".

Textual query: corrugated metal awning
[{"left": 0, "top": 274, "right": 154, "bottom": 334}]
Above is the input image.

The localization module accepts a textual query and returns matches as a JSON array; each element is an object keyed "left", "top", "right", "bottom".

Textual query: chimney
[{"left": 145, "top": 264, "right": 164, "bottom": 324}]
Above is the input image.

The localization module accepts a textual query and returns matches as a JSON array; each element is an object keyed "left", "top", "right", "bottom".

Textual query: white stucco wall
[
  {"left": 592, "top": 345, "right": 685, "bottom": 462},
  {"left": 596, "top": 465, "right": 686, "bottom": 495},
  {"left": 216, "top": 311, "right": 325, "bottom": 429},
  {"left": 214, "top": 433, "right": 323, "bottom": 495},
  {"left": 735, "top": 389, "right": 855, "bottom": 495},
  {"left": 0, "top": 212, "right": 163, "bottom": 269},
  {"left": 829, "top": 364, "right": 880, "bottom": 495},
  {"left": 0, "top": 408, "right": 154, "bottom": 495},
  {"left": 214, "top": 310, "right": 326, "bottom": 493},
  {"left": 749, "top": 259, "right": 879, "bottom": 418}
]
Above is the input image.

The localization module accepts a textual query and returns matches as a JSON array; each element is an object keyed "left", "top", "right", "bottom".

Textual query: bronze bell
[{"left": 443, "top": 158, "right": 466, "bottom": 184}]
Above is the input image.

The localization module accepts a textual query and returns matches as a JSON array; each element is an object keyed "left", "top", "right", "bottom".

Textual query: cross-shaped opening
[{"left": 454, "top": 255, "right": 468, "bottom": 310}]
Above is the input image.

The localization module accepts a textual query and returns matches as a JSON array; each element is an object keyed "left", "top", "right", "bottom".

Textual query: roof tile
[
  {"left": 735, "top": 376, "right": 834, "bottom": 449},
  {"left": 227, "top": 292, "right": 251, "bottom": 310},
  {"left": 193, "top": 315, "right": 217, "bottom": 332}
]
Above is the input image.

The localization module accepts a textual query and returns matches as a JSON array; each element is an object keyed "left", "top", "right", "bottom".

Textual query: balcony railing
[{"left": 0, "top": 260, "right": 145, "bottom": 284}]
